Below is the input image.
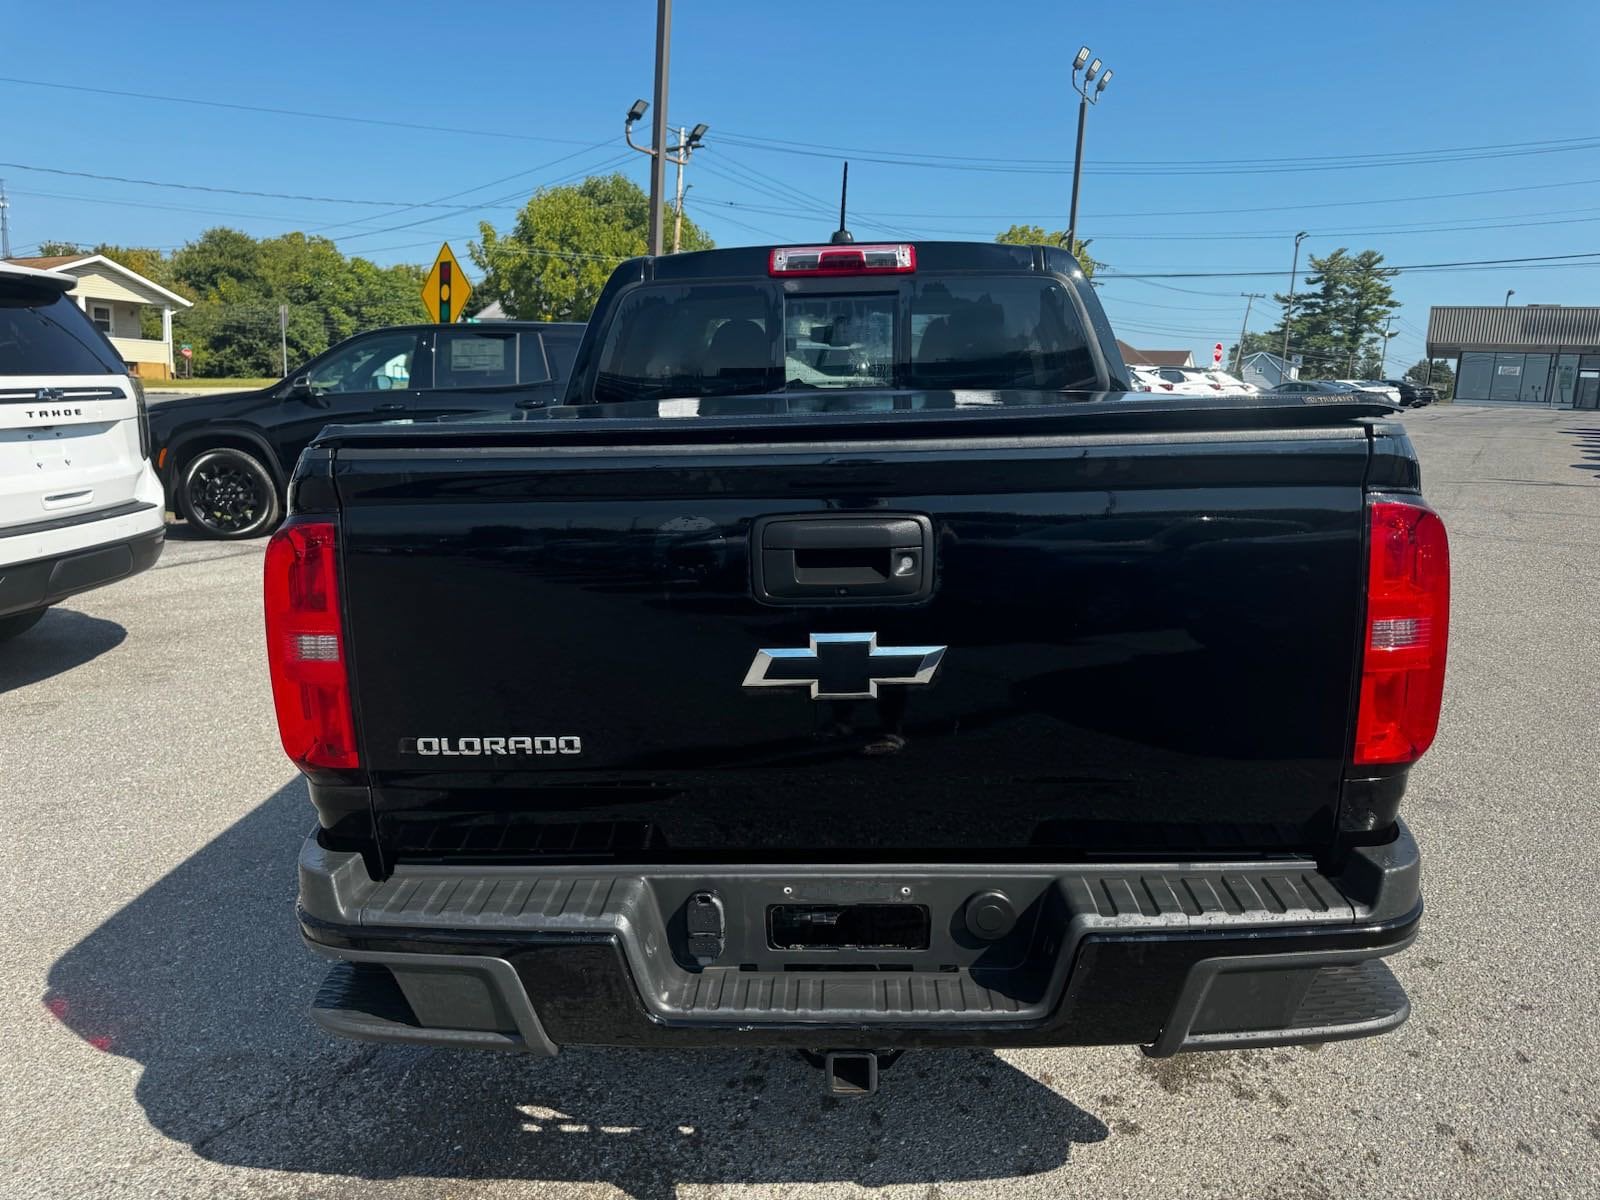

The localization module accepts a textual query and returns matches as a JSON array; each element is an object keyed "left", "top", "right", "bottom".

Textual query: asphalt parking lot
[{"left": 2, "top": 404, "right": 1597, "bottom": 1199}]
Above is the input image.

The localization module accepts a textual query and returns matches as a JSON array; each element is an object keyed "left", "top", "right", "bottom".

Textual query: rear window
[
  {"left": 593, "top": 275, "right": 1098, "bottom": 403},
  {"left": 908, "top": 277, "right": 1096, "bottom": 391},
  {"left": 0, "top": 284, "right": 124, "bottom": 375},
  {"left": 595, "top": 284, "right": 777, "bottom": 404}
]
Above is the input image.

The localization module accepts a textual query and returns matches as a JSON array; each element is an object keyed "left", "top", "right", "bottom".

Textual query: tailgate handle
[{"left": 753, "top": 515, "right": 933, "bottom": 604}]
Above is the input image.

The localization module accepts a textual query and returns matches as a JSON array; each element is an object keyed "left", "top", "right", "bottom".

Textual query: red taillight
[
  {"left": 264, "top": 520, "right": 358, "bottom": 771},
  {"left": 769, "top": 243, "right": 916, "bottom": 276},
  {"left": 1353, "top": 500, "right": 1450, "bottom": 765}
]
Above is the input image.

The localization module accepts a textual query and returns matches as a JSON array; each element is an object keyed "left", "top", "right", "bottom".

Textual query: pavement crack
[{"left": 153, "top": 548, "right": 265, "bottom": 571}]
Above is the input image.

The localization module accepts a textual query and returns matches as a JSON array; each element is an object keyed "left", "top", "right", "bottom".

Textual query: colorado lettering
[{"left": 401, "top": 736, "right": 582, "bottom": 756}]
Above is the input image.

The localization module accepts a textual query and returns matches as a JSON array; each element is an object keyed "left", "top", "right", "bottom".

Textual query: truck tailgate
[{"left": 331, "top": 422, "right": 1371, "bottom": 862}]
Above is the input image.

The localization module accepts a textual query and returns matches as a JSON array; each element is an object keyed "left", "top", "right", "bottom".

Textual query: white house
[
  {"left": 4, "top": 253, "right": 192, "bottom": 380},
  {"left": 1241, "top": 351, "right": 1300, "bottom": 390}
]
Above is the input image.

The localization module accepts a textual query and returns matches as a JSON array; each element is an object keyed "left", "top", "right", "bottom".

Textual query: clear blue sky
[{"left": 7, "top": 0, "right": 1600, "bottom": 370}]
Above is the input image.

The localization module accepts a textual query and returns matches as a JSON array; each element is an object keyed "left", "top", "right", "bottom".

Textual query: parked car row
[
  {"left": 147, "top": 320, "right": 584, "bottom": 538},
  {"left": 1276, "top": 378, "right": 1435, "bottom": 408},
  {"left": 1342, "top": 378, "right": 1437, "bottom": 407},
  {"left": 1128, "top": 364, "right": 1259, "bottom": 396}
]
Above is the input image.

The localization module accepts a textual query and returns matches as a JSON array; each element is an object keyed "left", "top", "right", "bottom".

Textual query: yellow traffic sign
[{"left": 421, "top": 243, "right": 473, "bottom": 324}]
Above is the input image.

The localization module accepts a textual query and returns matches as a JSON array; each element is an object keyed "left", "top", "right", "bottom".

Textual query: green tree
[
  {"left": 1405, "top": 358, "right": 1454, "bottom": 398},
  {"left": 30, "top": 230, "right": 427, "bottom": 376},
  {"left": 469, "top": 174, "right": 714, "bottom": 322},
  {"left": 1263, "top": 248, "right": 1399, "bottom": 379},
  {"left": 170, "top": 228, "right": 426, "bottom": 377},
  {"left": 994, "top": 224, "right": 1098, "bottom": 277}
]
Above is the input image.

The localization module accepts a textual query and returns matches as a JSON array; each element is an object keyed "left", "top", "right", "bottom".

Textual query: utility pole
[
  {"left": 1234, "top": 293, "right": 1265, "bottom": 375},
  {"left": 648, "top": 0, "right": 671, "bottom": 258},
  {"left": 1280, "top": 230, "right": 1308, "bottom": 371},
  {"left": 1065, "top": 48, "right": 1112, "bottom": 259},
  {"left": 279, "top": 303, "right": 289, "bottom": 378},
  {"left": 0, "top": 180, "right": 11, "bottom": 259},
  {"left": 672, "top": 128, "right": 686, "bottom": 253},
  {"left": 1378, "top": 315, "right": 1394, "bottom": 376}
]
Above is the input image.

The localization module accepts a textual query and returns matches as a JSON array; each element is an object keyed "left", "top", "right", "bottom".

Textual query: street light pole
[
  {"left": 1379, "top": 314, "right": 1394, "bottom": 376},
  {"left": 647, "top": 0, "right": 671, "bottom": 258},
  {"left": 1504, "top": 288, "right": 1515, "bottom": 307},
  {"left": 1235, "top": 293, "right": 1265, "bottom": 375},
  {"left": 1065, "top": 48, "right": 1111, "bottom": 260},
  {"left": 1280, "top": 230, "right": 1308, "bottom": 373},
  {"left": 1066, "top": 93, "right": 1088, "bottom": 256}
]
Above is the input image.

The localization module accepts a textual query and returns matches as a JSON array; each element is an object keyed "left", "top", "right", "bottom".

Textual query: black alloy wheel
[{"left": 179, "top": 447, "right": 281, "bottom": 539}]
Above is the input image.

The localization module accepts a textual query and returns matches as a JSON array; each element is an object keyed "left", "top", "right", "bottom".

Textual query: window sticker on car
[{"left": 451, "top": 337, "right": 507, "bottom": 372}]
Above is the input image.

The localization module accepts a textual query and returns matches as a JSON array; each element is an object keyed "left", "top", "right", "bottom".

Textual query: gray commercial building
[{"left": 1427, "top": 305, "right": 1600, "bottom": 408}]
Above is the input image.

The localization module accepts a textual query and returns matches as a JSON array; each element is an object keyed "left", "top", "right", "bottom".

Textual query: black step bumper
[
  {"left": 0, "top": 521, "right": 164, "bottom": 619},
  {"left": 298, "top": 824, "right": 1421, "bottom": 1057}
]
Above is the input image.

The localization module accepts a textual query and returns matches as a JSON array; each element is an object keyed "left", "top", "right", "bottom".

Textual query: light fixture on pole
[
  {"left": 1280, "top": 230, "right": 1309, "bottom": 372},
  {"left": 1065, "top": 45, "right": 1112, "bottom": 264},
  {"left": 624, "top": 99, "right": 710, "bottom": 256},
  {"left": 1504, "top": 288, "right": 1515, "bottom": 307}
]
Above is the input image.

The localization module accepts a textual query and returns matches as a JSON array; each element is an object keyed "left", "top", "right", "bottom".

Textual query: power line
[
  {"left": 0, "top": 76, "right": 605, "bottom": 146},
  {"left": 0, "top": 161, "right": 461, "bottom": 208},
  {"left": 1099, "top": 250, "right": 1600, "bottom": 279},
  {"left": 688, "top": 174, "right": 1600, "bottom": 228},
  {"left": 688, "top": 193, "right": 1600, "bottom": 243},
  {"left": 709, "top": 151, "right": 914, "bottom": 238},
  {"left": 328, "top": 150, "right": 638, "bottom": 245},
  {"left": 708, "top": 131, "right": 1600, "bottom": 177},
  {"left": 325, "top": 144, "right": 625, "bottom": 241},
  {"left": 7, "top": 186, "right": 395, "bottom": 228},
  {"left": 709, "top": 128, "right": 1600, "bottom": 170}
]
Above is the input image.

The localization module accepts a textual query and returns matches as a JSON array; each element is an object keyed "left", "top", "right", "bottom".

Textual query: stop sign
[{"left": 1213, "top": 342, "right": 1224, "bottom": 365}]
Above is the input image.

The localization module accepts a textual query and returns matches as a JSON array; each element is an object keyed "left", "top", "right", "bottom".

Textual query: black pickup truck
[{"left": 272, "top": 241, "right": 1448, "bottom": 1094}]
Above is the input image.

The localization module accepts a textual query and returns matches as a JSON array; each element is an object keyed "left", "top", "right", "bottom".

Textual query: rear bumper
[
  {"left": 0, "top": 522, "right": 163, "bottom": 619},
  {"left": 298, "top": 823, "right": 1421, "bottom": 1057}
]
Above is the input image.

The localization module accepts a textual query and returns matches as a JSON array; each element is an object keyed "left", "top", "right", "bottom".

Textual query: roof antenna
[{"left": 830, "top": 161, "right": 854, "bottom": 244}]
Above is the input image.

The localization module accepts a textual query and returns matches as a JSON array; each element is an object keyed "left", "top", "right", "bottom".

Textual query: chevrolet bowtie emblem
[{"left": 743, "top": 632, "right": 946, "bottom": 700}]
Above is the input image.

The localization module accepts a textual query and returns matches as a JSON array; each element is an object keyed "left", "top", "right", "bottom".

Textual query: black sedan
[
  {"left": 149, "top": 321, "right": 583, "bottom": 538},
  {"left": 1270, "top": 379, "right": 1398, "bottom": 405}
]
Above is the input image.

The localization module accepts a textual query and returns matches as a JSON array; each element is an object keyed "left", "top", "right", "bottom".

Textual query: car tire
[
  {"left": 178, "top": 447, "right": 282, "bottom": 539},
  {"left": 0, "top": 607, "right": 47, "bottom": 642}
]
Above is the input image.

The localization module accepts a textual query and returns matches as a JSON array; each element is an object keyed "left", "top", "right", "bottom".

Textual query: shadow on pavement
[
  {"left": 160, "top": 519, "right": 217, "bottom": 542},
  {"left": 45, "top": 779, "right": 1107, "bottom": 1197},
  {"left": 1562, "top": 425, "right": 1600, "bottom": 479},
  {"left": 0, "top": 608, "right": 126, "bottom": 694}
]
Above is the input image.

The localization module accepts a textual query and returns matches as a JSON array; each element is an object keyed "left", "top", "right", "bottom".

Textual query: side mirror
[{"left": 288, "top": 374, "right": 329, "bottom": 406}]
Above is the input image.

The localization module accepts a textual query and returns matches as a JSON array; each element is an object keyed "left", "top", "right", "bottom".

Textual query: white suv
[{"left": 1, "top": 262, "right": 165, "bottom": 641}]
